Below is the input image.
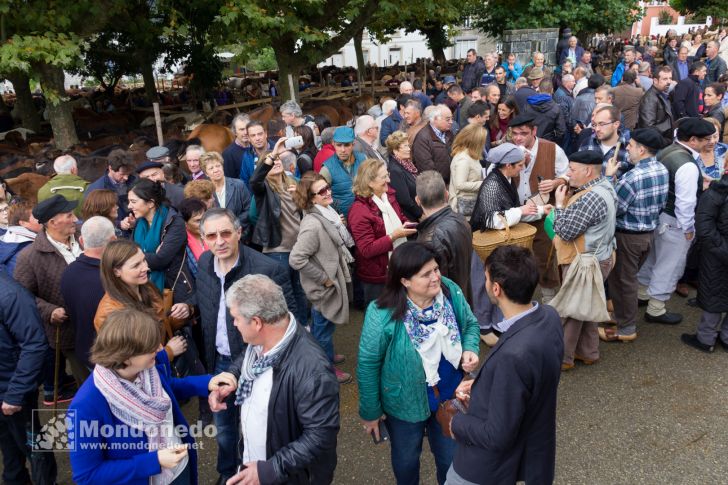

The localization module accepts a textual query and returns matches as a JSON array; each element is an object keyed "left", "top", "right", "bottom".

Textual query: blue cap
[
  {"left": 332, "top": 127, "right": 355, "bottom": 143},
  {"left": 443, "top": 75, "right": 456, "bottom": 84},
  {"left": 146, "top": 146, "right": 170, "bottom": 160}
]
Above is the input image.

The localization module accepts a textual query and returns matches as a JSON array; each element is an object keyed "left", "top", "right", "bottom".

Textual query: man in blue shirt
[
  {"left": 611, "top": 47, "right": 636, "bottom": 87},
  {"left": 239, "top": 121, "right": 274, "bottom": 190}
]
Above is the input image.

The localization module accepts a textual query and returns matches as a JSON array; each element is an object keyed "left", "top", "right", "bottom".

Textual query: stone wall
[{"left": 502, "top": 28, "right": 559, "bottom": 67}]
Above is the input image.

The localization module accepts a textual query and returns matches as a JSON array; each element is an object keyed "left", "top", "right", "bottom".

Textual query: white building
[{"left": 319, "top": 26, "right": 498, "bottom": 68}]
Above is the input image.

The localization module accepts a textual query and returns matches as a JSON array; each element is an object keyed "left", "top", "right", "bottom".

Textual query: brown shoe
[
  {"left": 598, "top": 326, "right": 637, "bottom": 342},
  {"left": 561, "top": 362, "right": 575, "bottom": 371},
  {"left": 675, "top": 283, "right": 690, "bottom": 298},
  {"left": 574, "top": 355, "right": 598, "bottom": 365},
  {"left": 480, "top": 331, "right": 499, "bottom": 347}
]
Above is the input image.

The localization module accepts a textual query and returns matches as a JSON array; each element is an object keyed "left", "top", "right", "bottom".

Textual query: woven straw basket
[{"left": 472, "top": 215, "right": 537, "bottom": 262}]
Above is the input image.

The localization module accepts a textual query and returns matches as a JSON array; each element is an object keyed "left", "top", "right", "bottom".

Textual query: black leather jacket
[
  {"left": 638, "top": 86, "right": 674, "bottom": 141},
  {"left": 416, "top": 206, "right": 473, "bottom": 303},
  {"left": 229, "top": 322, "right": 340, "bottom": 485}
]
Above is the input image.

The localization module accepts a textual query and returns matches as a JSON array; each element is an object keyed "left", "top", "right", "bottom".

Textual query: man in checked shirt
[
  {"left": 551, "top": 150, "right": 618, "bottom": 369},
  {"left": 601, "top": 128, "right": 669, "bottom": 342}
]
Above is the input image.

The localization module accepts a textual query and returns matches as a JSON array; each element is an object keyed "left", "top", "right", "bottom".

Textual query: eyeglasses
[
  {"left": 313, "top": 184, "right": 331, "bottom": 197},
  {"left": 203, "top": 229, "right": 235, "bottom": 242},
  {"left": 593, "top": 121, "right": 616, "bottom": 128}
]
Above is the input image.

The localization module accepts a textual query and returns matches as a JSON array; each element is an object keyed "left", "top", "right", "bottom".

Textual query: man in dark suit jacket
[
  {"left": 671, "top": 61, "right": 707, "bottom": 119},
  {"left": 638, "top": 65, "right": 675, "bottom": 142},
  {"left": 446, "top": 245, "right": 564, "bottom": 485}
]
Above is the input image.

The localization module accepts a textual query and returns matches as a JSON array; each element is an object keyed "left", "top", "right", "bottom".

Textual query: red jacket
[
  {"left": 348, "top": 188, "right": 408, "bottom": 284},
  {"left": 313, "top": 144, "right": 336, "bottom": 172}
]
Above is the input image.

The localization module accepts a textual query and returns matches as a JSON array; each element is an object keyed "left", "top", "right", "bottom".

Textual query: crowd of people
[{"left": 1, "top": 26, "right": 728, "bottom": 485}]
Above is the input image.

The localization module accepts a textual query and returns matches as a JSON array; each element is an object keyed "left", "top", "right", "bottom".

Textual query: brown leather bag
[{"left": 434, "top": 385, "right": 468, "bottom": 438}]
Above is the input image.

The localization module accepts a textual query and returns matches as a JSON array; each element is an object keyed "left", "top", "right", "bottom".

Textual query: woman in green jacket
[{"left": 357, "top": 242, "right": 481, "bottom": 485}]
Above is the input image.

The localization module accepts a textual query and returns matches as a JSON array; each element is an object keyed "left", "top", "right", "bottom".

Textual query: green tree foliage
[
  {"left": 671, "top": 0, "right": 726, "bottom": 25},
  {"left": 218, "top": 0, "right": 379, "bottom": 102},
  {"left": 471, "top": 0, "right": 641, "bottom": 37}
]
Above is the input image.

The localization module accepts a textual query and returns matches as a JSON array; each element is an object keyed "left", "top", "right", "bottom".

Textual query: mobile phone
[
  {"left": 404, "top": 222, "right": 418, "bottom": 229},
  {"left": 284, "top": 136, "right": 303, "bottom": 149},
  {"left": 372, "top": 420, "right": 390, "bottom": 444},
  {"left": 537, "top": 175, "right": 544, "bottom": 182}
]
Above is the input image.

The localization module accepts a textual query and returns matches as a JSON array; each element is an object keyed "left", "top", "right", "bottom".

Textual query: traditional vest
[
  {"left": 514, "top": 138, "right": 557, "bottom": 203},
  {"left": 323, "top": 151, "right": 366, "bottom": 216},
  {"left": 658, "top": 143, "right": 702, "bottom": 218},
  {"left": 553, "top": 178, "right": 617, "bottom": 265}
]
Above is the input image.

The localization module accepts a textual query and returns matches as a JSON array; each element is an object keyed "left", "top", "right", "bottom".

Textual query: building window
[{"left": 454, "top": 39, "right": 477, "bottom": 59}]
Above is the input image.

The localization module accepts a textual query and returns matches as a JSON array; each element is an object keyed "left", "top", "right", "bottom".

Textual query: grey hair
[
  {"left": 382, "top": 99, "right": 397, "bottom": 116},
  {"left": 186, "top": 144, "right": 205, "bottom": 156},
  {"left": 399, "top": 81, "right": 413, "bottom": 93},
  {"left": 515, "top": 77, "right": 528, "bottom": 88},
  {"left": 231, "top": 113, "right": 250, "bottom": 131},
  {"left": 279, "top": 150, "right": 297, "bottom": 170},
  {"left": 80, "top": 216, "right": 115, "bottom": 249},
  {"left": 280, "top": 100, "right": 302, "bottom": 117},
  {"left": 404, "top": 99, "right": 422, "bottom": 114},
  {"left": 225, "top": 274, "right": 289, "bottom": 324},
  {"left": 415, "top": 170, "right": 447, "bottom": 209},
  {"left": 561, "top": 74, "right": 575, "bottom": 83},
  {"left": 354, "top": 115, "right": 376, "bottom": 136},
  {"left": 53, "top": 155, "right": 77, "bottom": 174},
  {"left": 428, "top": 104, "right": 450, "bottom": 123},
  {"left": 199, "top": 207, "right": 241, "bottom": 235},
  {"left": 320, "top": 126, "right": 336, "bottom": 145}
]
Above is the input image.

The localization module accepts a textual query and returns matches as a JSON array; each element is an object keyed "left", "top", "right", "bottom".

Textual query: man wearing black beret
[
  {"left": 601, "top": 128, "right": 670, "bottom": 342},
  {"left": 636, "top": 118, "right": 713, "bottom": 325},
  {"left": 508, "top": 112, "right": 570, "bottom": 302},
  {"left": 551, "top": 150, "right": 617, "bottom": 369}
]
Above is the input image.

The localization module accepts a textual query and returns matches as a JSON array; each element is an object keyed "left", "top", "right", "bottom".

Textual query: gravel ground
[{"left": 22, "top": 289, "right": 728, "bottom": 485}]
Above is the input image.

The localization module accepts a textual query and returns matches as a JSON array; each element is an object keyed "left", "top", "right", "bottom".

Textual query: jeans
[
  {"left": 311, "top": 307, "right": 335, "bottom": 362},
  {"left": 212, "top": 354, "right": 240, "bottom": 477},
  {"left": 386, "top": 413, "right": 455, "bottom": 485},
  {"left": 0, "top": 391, "right": 57, "bottom": 485},
  {"left": 265, "top": 252, "right": 310, "bottom": 325}
]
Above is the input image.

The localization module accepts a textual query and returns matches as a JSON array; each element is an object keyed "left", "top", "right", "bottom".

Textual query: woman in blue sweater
[{"left": 69, "top": 308, "right": 234, "bottom": 485}]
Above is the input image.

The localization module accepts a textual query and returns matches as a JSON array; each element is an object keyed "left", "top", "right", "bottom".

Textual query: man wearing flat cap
[
  {"left": 14, "top": 195, "right": 87, "bottom": 401},
  {"left": 508, "top": 113, "right": 570, "bottom": 302},
  {"left": 133, "top": 160, "right": 185, "bottom": 209},
  {"left": 600, "top": 128, "right": 669, "bottom": 342},
  {"left": 636, "top": 118, "right": 713, "bottom": 325},
  {"left": 320, "top": 126, "right": 367, "bottom": 216},
  {"left": 552, "top": 150, "right": 617, "bottom": 369}
]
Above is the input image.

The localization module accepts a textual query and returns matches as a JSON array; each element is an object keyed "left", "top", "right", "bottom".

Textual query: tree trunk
[
  {"left": 35, "top": 63, "right": 78, "bottom": 149},
  {"left": 275, "top": 49, "right": 300, "bottom": 104},
  {"left": 140, "top": 61, "right": 158, "bottom": 103},
  {"left": 6, "top": 70, "right": 41, "bottom": 132},
  {"left": 422, "top": 23, "right": 449, "bottom": 64},
  {"left": 354, "top": 28, "right": 365, "bottom": 94}
]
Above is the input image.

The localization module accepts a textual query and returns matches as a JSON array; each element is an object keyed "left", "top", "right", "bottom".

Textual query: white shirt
[
  {"left": 214, "top": 256, "right": 238, "bottom": 356},
  {"left": 46, "top": 233, "right": 81, "bottom": 264},
  {"left": 216, "top": 184, "right": 227, "bottom": 209},
  {"left": 240, "top": 367, "right": 273, "bottom": 463},
  {"left": 673, "top": 142, "right": 701, "bottom": 232},
  {"left": 517, "top": 138, "right": 569, "bottom": 203},
  {"left": 573, "top": 77, "right": 588, "bottom": 97}
]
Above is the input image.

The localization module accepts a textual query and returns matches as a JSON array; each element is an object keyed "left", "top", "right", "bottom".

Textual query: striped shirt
[{"left": 611, "top": 157, "right": 669, "bottom": 231}]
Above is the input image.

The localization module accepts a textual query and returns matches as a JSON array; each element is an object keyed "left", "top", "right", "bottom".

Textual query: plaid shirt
[
  {"left": 611, "top": 156, "right": 669, "bottom": 231},
  {"left": 579, "top": 130, "right": 631, "bottom": 178},
  {"left": 553, "top": 178, "right": 609, "bottom": 241}
]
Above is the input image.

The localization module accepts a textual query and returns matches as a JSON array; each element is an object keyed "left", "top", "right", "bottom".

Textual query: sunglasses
[
  {"left": 313, "top": 184, "right": 331, "bottom": 197},
  {"left": 203, "top": 229, "right": 236, "bottom": 242}
]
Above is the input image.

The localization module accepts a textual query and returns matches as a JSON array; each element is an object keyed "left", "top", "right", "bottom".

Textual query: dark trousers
[
  {"left": 386, "top": 413, "right": 455, "bottom": 485},
  {"left": 608, "top": 231, "right": 653, "bottom": 335},
  {"left": 361, "top": 282, "right": 384, "bottom": 307},
  {"left": 212, "top": 353, "right": 240, "bottom": 478},
  {"left": 0, "top": 391, "right": 57, "bottom": 485}
]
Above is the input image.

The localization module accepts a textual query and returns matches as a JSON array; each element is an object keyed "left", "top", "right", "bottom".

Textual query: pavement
[{"left": 21, "top": 288, "right": 728, "bottom": 484}]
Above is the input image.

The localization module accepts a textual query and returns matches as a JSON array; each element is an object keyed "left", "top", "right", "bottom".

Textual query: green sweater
[
  {"left": 37, "top": 173, "right": 89, "bottom": 218},
  {"left": 357, "top": 277, "right": 480, "bottom": 423}
]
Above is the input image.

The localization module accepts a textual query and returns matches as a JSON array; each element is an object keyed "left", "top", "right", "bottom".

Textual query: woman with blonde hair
[
  {"left": 348, "top": 158, "right": 416, "bottom": 304},
  {"left": 199, "top": 151, "right": 250, "bottom": 227},
  {"left": 290, "top": 171, "right": 355, "bottom": 383},
  {"left": 449, "top": 123, "right": 487, "bottom": 218},
  {"left": 386, "top": 130, "right": 422, "bottom": 221},
  {"left": 250, "top": 137, "right": 308, "bottom": 324}
]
